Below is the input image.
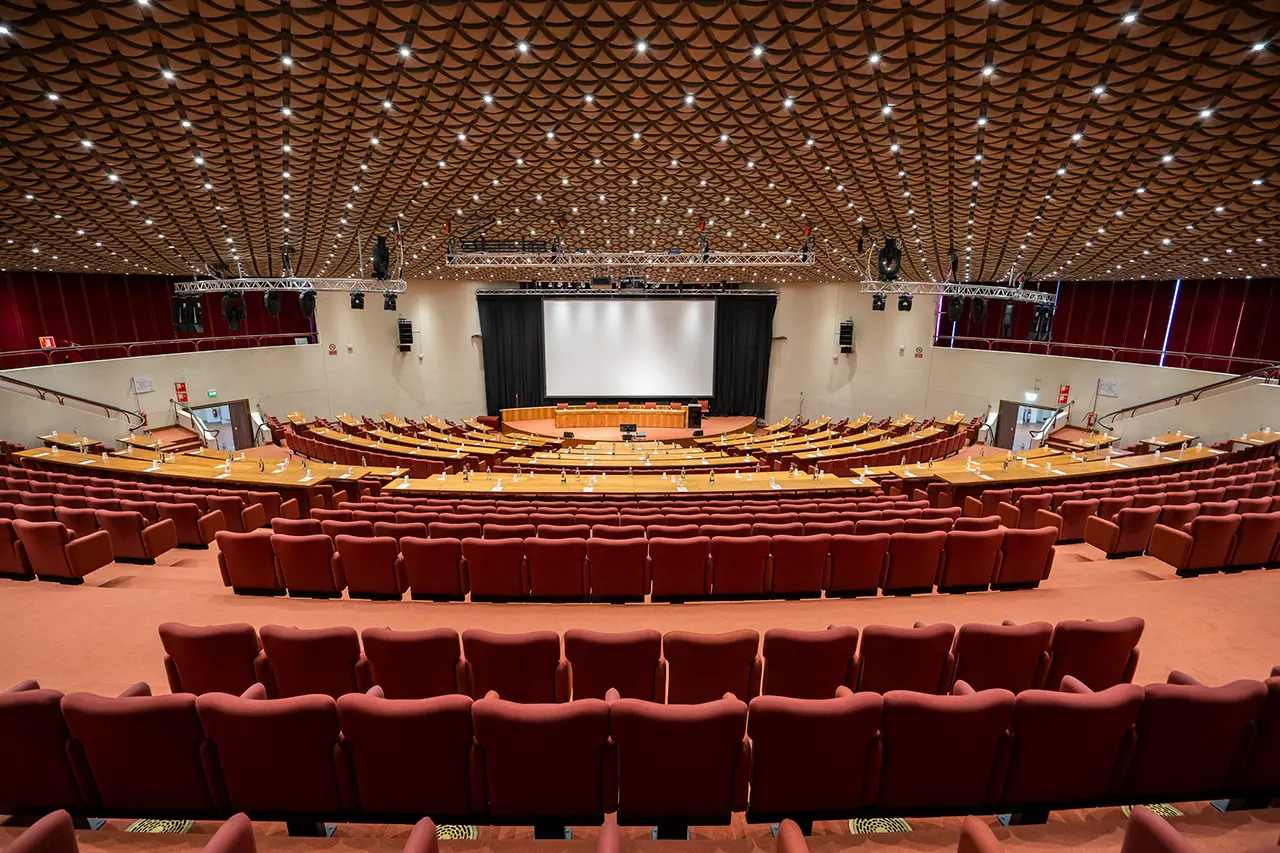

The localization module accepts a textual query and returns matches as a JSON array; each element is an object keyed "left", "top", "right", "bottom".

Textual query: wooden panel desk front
[
  {"left": 554, "top": 408, "right": 687, "bottom": 428},
  {"left": 387, "top": 470, "right": 881, "bottom": 497},
  {"left": 40, "top": 432, "right": 106, "bottom": 454}
]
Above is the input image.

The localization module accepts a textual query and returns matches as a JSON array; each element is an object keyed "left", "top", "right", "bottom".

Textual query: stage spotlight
[
  {"left": 350, "top": 291, "right": 365, "bottom": 310},
  {"left": 299, "top": 287, "right": 317, "bottom": 318},
  {"left": 221, "top": 290, "right": 246, "bottom": 332},
  {"left": 947, "top": 295, "right": 964, "bottom": 323},
  {"left": 383, "top": 292, "right": 397, "bottom": 311},
  {"left": 898, "top": 293, "right": 913, "bottom": 311},
  {"left": 372, "top": 235, "right": 390, "bottom": 280},
  {"left": 876, "top": 237, "right": 902, "bottom": 282},
  {"left": 264, "top": 290, "right": 281, "bottom": 318},
  {"left": 971, "top": 296, "right": 988, "bottom": 323},
  {"left": 872, "top": 293, "right": 886, "bottom": 311}
]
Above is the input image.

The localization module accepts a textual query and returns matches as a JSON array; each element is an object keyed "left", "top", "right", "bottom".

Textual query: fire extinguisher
[{"left": 1086, "top": 411, "right": 1097, "bottom": 428}]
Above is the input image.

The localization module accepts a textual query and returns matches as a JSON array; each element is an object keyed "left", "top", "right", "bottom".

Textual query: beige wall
[{"left": 2, "top": 278, "right": 1273, "bottom": 449}]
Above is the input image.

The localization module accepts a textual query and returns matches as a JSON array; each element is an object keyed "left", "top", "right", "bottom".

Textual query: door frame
[{"left": 189, "top": 398, "right": 254, "bottom": 450}]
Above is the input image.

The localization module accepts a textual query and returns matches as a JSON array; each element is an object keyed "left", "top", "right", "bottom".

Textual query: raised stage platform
[{"left": 503, "top": 414, "right": 758, "bottom": 444}]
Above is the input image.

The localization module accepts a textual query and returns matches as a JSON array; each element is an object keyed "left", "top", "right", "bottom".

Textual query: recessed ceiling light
[
  {"left": 890, "top": 143, "right": 900, "bottom": 152},
  {"left": 977, "top": 116, "right": 988, "bottom": 127},
  {"left": 1252, "top": 178, "right": 1263, "bottom": 186},
  {"left": 782, "top": 97, "right": 794, "bottom": 108},
  {"left": 1122, "top": 11, "right": 1137, "bottom": 23},
  {"left": 1093, "top": 84, "right": 1105, "bottom": 95},
  {"left": 635, "top": 40, "right": 647, "bottom": 54},
  {"left": 546, "top": 130, "right": 555, "bottom": 139},
  {"left": 80, "top": 139, "right": 92, "bottom": 148},
  {"left": 1071, "top": 132, "right": 1082, "bottom": 141},
  {"left": 684, "top": 93, "right": 695, "bottom": 105},
  {"left": 282, "top": 144, "right": 291, "bottom": 152},
  {"left": 583, "top": 93, "right": 594, "bottom": 103},
  {"left": 180, "top": 119, "right": 191, "bottom": 129},
  {"left": 107, "top": 173, "right": 118, "bottom": 181},
  {"left": 281, "top": 106, "right": 292, "bottom": 117},
  {"left": 516, "top": 40, "right": 529, "bottom": 53},
  {"left": 457, "top": 132, "right": 467, "bottom": 141},
  {"left": 369, "top": 137, "right": 379, "bottom": 145},
  {"left": 982, "top": 65, "right": 994, "bottom": 77},
  {"left": 281, "top": 55, "right": 292, "bottom": 67},
  {"left": 398, "top": 45, "right": 411, "bottom": 59},
  {"left": 1161, "top": 153, "right": 1174, "bottom": 163},
  {"left": 437, "top": 160, "right": 446, "bottom": 168},
  {"left": 161, "top": 68, "right": 175, "bottom": 80},
  {"left": 1253, "top": 41, "right": 1268, "bottom": 52},
  {"left": 482, "top": 93, "right": 493, "bottom": 105},
  {"left": 869, "top": 53, "right": 880, "bottom": 65},
  {"left": 1135, "top": 186, "right": 1145, "bottom": 193},
  {"left": 752, "top": 45, "right": 765, "bottom": 57},
  {"left": 632, "top": 131, "right": 641, "bottom": 140},
  {"left": 1199, "top": 108, "right": 1213, "bottom": 118},
  {"left": 46, "top": 92, "right": 59, "bottom": 101},
  {"left": 1215, "top": 205, "right": 1225, "bottom": 212}
]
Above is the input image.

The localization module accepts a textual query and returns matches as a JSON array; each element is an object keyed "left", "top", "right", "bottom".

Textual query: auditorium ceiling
[{"left": 0, "top": 0, "right": 1276, "bottom": 284}]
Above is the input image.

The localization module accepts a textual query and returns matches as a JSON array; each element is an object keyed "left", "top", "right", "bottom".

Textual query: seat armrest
[
  {"left": 1059, "top": 675, "right": 1094, "bottom": 694},
  {"left": 1147, "top": 524, "right": 1193, "bottom": 569},
  {"left": 240, "top": 683, "right": 268, "bottom": 700},
  {"left": 1165, "top": 670, "right": 1202, "bottom": 686},
  {"left": 279, "top": 498, "right": 300, "bottom": 520},
  {"left": 1034, "top": 509, "right": 1063, "bottom": 538},
  {"left": 118, "top": 682, "right": 152, "bottom": 698},
  {"left": 963, "top": 495, "right": 984, "bottom": 518},
  {"left": 997, "top": 502, "right": 1021, "bottom": 528},
  {"left": 241, "top": 502, "right": 267, "bottom": 531},
  {"left": 1083, "top": 516, "right": 1119, "bottom": 552},
  {"left": 198, "top": 510, "right": 226, "bottom": 543},
  {"left": 142, "top": 518, "right": 178, "bottom": 556},
  {"left": 66, "top": 529, "right": 114, "bottom": 575},
  {"left": 952, "top": 680, "right": 976, "bottom": 695}
]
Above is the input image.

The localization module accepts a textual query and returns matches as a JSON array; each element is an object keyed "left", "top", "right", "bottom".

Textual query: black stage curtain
[
  {"left": 477, "top": 294, "right": 547, "bottom": 415},
  {"left": 713, "top": 295, "right": 777, "bottom": 418}
]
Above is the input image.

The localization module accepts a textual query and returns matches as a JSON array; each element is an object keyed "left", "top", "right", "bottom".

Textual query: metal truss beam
[
  {"left": 172, "top": 277, "right": 407, "bottom": 295},
  {"left": 859, "top": 281, "right": 1056, "bottom": 305},
  {"left": 446, "top": 251, "right": 814, "bottom": 268}
]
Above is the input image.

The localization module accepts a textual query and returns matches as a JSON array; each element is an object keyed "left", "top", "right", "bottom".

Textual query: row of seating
[
  {"left": 1148, "top": 510, "right": 1280, "bottom": 575},
  {"left": 158, "top": 619, "right": 1145, "bottom": 702},
  {"left": 216, "top": 524, "right": 1055, "bottom": 600},
  {"left": 789, "top": 432, "right": 969, "bottom": 475},
  {"left": 286, "top": 433, "right": 461, "bottom": 476},
  {"left": 5, "top": 665, "right": 1275, "bottom": 827}
]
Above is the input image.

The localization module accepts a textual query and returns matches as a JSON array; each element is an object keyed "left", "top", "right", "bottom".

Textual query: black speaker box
[
  {"left": 563, "top": 431, "right": 574, "bottom": 438},
  {"left": 692, "top": 429, "right": 704, "bottom": 437}
]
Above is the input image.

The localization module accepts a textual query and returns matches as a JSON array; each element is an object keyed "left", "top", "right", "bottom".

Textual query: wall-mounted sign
[
  {"left": 131, "top": 375, "right": 155, "bottom": 393},
  {"left": 175, "top": 382, "right": 188, "bottom": 403},
  {"left": 38, "top": 336, "right": 56, "bottom": 349},
  {"left": 328, "top": 343, "right": 338, "bottom": 356}
]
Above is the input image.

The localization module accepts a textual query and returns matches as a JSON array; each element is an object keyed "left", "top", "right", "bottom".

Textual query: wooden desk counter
[
  {"left": 795, "top": 427, "right": 945, "bottom": 461},
  {"left": 504, "top": 453, "right": 756, "bottom": 470},
  {"left": 891, "top": 414, "right": 918, "bottom": 428},
  {"left": 1140, "top": 432, "right": 1199, "bottom": 451},
  {"left": 1047, "top": 431, "right": 1120, "bottom": 452},
  {"left": 386, "top": 469, "right": 881, "bottom": 497},
  {"left": 554, "top": 408, "right": 688, "bottom": 429},
  {"left": 285, "top": 412, "right": 312, "bottom": 426},
  {"left": 1230, "top": 429, "right": 1280, "bottom": 449},
  {"left": 463, "top": 418, "right": 493, "bottom": 432},
  {"left": 941, "top": 412, "right": 967, "bottom": 427},
  {"left": 311, "top": 427, "right": 501, "bottom": 461},
  {"left": 40, "top": 432, "right": 106, "bottom": 454},
  {"left": 936, "top": 445, "right": 1222, "bottom": 487},
  {"left": 366, "top": 428, "right": 517, "bottom": 455}
]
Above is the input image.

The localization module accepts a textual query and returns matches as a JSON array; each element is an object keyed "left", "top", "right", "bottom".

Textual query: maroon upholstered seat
[
  {"left": 709, "top": 535, "right": 770, "bottom": 596},
  {"left": 94, "top": 509, "right": 177, "bottom": 564},
  {"left": 769, "top": 534, "right": 831, "bottom": 597},
  {"left": 564, "top": 629, "right": 666, "bottom": 701},
  {"left": 195, "top": 692, "right": 351, "bottom": 814},
  {"left": 854, "top": 518, "right": 905, "bottom": 535},
  {"left": 950, "top": 622, "right": 1052, "bottom": 693},
  {"left": 0, "top": 682, "right": 84, "bottom": 812},
  {"left": 526, "top": 537, "right": 589, "bottom": 598},
  {"left": 215, "top": 529, "right": 283, "bottom": 594},
  {"left": 610, "top": 696, "right": 749, "bottom": 826},
  {"left": 964, "top": 489, "right": 1013, "bottom": 518},
  {"left": 826, "top": 533, "right": 890, "bottom": 597},
  {"left": 472, "top": 694, "right": 614, "bottom": 823},
  {"left": 12, "top": 519, "right": 113, "bottom": 584},
  {"left": 359, "top": 627, "right": 462, "bottom": 698},
  {"left": 270, "top": 517, "right": 322, "bottom": 536},
  {"left": 429, "top": 521, "right": 482, "bottom": 540},
  {"left": 159, "top": 622, "right": 262, "bottom": 695},
  {"left": 159, "top": 502, "right": 225, "bottom": 548},
  {"left": 586, "top": 537, "right": 649, "bottom": 600},
  {"left": 993, "top": 526, "right": 1056, "bottom": 589},
  {"left": 955, "top": 515, "right": 1002, "bottom": 532},
  {"left": 463, "top": 537, "right": 528, "bottom": 600},
  {"left": 461, "top": 629, "right": 568, "bottom": 703},
  {"left": 398, "top": 536, "right": 467, "bottom": 600},
  {"left": 854, "top": 622, "right": 956, "bottom": 694},
  {"left": 1084, "top": 506, "right": 1162, "bottom": 558},
  {"left": 336, "top": 691, "right": 475, "bottom": 818},
  {"left": 334, "top": 534, "right": 405, "bottom": 599},
  {"left": 649, "top": 536, "right": 711, "bottom": 600},
  {"left": 664, "top": 629, "right": 761, "bottom": 703},
  {"left": 0, "top": 518, "right": 25, "bottom": 580},
  {"left": 882, "top": 530, "right": 947, "bottom": 595},
  {"left": 1236, "top": 670, "right": 1280, "bottom": 800},
  {"left": 271, "top": 532, "right": 345, "bottom": 597},
  {"left": 760, "top": 627, "right": 859, "bottom": 699},
  {"left": 536, "top": 523, "right": 591, "bottom": 540},
  {"left": 207, "top": 495, "right": 266, "bottom": 533},
  {"left": 591, "top": 524, "right": 646, "bottom": 540},
  {"left": 256, "top": 624, "right": 362, "bottom": 698},
  {"left": 1042, "top": 617, "right": 1144, "bottom": 690},
  {"left": 937, "top": 529, "right": 1004, "bottom": 592},
  {"left": 746, "top": 690, "right": 882, "bottom": 822},
  {"left": 3, "top": 810, "right": 79, "bottom": 853},
  {"left": 53, "top": 507, "right": 97, "bottom": 539},
  {"left": 1226, "top": 512, "right": 1280, "bottom": 569},
  {"left": 1148, "top": 514, "right": 1242, "bottom": 577}
]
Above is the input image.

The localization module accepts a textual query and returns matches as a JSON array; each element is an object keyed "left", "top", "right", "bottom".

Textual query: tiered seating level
[{"left": 3, "top": 619, "right": 1277, "bottom": 831}]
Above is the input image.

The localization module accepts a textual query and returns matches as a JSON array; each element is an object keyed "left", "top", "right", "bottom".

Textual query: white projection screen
[{"left": 543, "top": 298, "right": 715, "bottom": 398}]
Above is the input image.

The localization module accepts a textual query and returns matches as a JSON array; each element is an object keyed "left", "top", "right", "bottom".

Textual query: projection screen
[{"left": 542, "top": 298, "right": 715, "bottom": 398}]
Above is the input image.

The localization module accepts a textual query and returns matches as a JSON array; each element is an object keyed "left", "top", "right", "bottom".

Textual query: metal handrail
[
  {"left": 933, "top": 335, "right": 1278, "bottom": 374},
  {"left": 0, "top": 332, "right": 316, "bottom": 369},
  {"left": 1096, "top": 366, "right": 1280, "bottom": 429},
  {"left": 172, "top": 398, "right": 213, "bottom": 448},
  {"left": 0, "top": 373, "right": 145, "bottom": 430}
]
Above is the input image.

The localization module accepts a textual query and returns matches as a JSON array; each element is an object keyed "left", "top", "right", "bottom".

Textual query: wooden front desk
[{"left": 553, "top": 408, "right": 687, "bottom": 429}]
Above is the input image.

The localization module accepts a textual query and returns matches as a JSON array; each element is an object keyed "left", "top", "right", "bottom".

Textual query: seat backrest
[
  {"left": 563, "top": 629, "right": 664, "bottom": 701},
  {"left": 270, "top": 517, "right": 322, "bottom": 536},
  {"left": 461, "top": 629, "right": 566, "bottom": 703},
  {"left": 158, "top": 622, "right": 261, "bottom": 696},
  {"left": 360, "top": 627, "right": 462, "bottom": 699},
  {"left": 664, "top": 629, "right": 760, "bottom": 703},
  {"left": 0, "top": 684, "right": 84, "bottom": 811},
  {"left": 257, "top": 625, "right": 362, "bottom": 698},
  {"left": 1043, "top": 617, "right": 1144, "bottom": 690},
  {"left": 1228, "top": 512, "right": 1280, "bottom": 567},
  {"left": 320, "top": 519, "right": 374, "bottom": 539},
  {"left": 195, "top": 693, "right": 347, "bottom": 812},
  {"left": 855, "top": 623, "right": 956, "bottom": 694},
  {"left": 1185, "top": 514, "right": 1242, "bottom": 568},
  {"left": 11, "top": 520, "right": 72, "bottom": 574},
  {"left": 876, "top": 689, "right": 1015, "bottom": 809},
  {"left": 61, "top": 692, "right": 212, "bottom": 811},
  {"left": 472, "top": 694, "right": 614, "bottom": 821},
  {"left": 761, "top": 627, "right": 858, "bottom": 699},
  {"left": 951, "top": 622, "right": 1052, "bottom": 693},
  {"left": 610, "top": 696, "right": 748, "bottom": 825},
  {"left": 336, "top": 692, "right": 475, "bottom": 816}
]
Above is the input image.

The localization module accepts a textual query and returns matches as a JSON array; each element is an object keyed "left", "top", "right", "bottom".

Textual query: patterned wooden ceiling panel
[{"left": 0, "top": 0, "right": 1276, "bottom": 284}]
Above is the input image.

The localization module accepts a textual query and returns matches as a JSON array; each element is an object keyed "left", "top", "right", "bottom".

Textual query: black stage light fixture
[
  {"left": 264, "top": 290, "right": 281, "bottom": 318},
  {"left": 947, "top": 295, "right": 964, "bottom": 323},
  {"left": 299, "top": 288, "right": 317, "bottom": 318},
  {"left": 350, "top": 292, "right": 365, "bottom": 310},
  {"left": 221, "top": 290, "right": 246, "bottom": 332},
  {"left": 949, "top": 246, "right": 959, "bottom": 280},
  {"left": 384, "top": 292, "right": 397, "bottom": 311},
  {"left": 1003, "top": 301, "right": 1016, "bottom": 338},
  {"left": 971, "top": 296, "right": 988, "bottom": 324},
  {"left": 857, "top": 223, "right": 869, "bottom": 254},
  {"left": 872, "top": 293, "right": 886, "bottom": 311},
  {"left": 877, "top": 237, "right": 902, "bottom": 282},
  {"left": 372, "top": 235, "right": 391, "bottom": 280},
  {"left": 898, "top": 293, "right": 913, "bottom": 312}
]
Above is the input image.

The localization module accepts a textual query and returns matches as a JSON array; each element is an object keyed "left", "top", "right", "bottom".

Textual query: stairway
[{"left": 143, "top": 425, "right": 205, "bottom": 454}]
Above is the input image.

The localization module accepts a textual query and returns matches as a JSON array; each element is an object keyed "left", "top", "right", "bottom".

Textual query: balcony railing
[
  {"left": 0, "top": 333, "right": 317, "bottom": 370},
  {"left": 933, "top": 335, "right": 1277, "bottom": 375}
]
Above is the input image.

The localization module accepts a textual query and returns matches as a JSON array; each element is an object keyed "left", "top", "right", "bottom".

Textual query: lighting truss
[
  {"left": 445, "top": 250, "right": 815, "bottom": 268},
  {"left": 859, "top": 281, "right": 1056, "bottom": 305},
  {"left": 172, "top": 276, "right": 407, "bottom": 295}
]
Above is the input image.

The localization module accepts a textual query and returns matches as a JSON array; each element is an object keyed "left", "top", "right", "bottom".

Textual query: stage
[{"left": 503, "top": 415, "right": 759, "bottom": 444}]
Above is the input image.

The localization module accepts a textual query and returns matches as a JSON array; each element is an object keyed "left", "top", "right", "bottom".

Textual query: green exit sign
[{"left": 207, "top": 390, "right": 217, "bottom": 398}]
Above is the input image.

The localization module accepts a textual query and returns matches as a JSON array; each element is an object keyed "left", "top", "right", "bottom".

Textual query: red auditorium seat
[
  {"left": 964, "top": 489, "right": 1013, "bottom": 518},
  {"left": 760, "top": 627, "right": 859, "bottom": 699},
  {"left": 526, "top": 537, "right": 589, "bottom": 598},
  {"left": 1043, "top": 498, "right": 1099, "bottom": 543},
  {"left": 359, "top": 628, "right": 462, "bottom": 698},
  {"left": 877, "top": 688, "right": 1016, "bottom": 810},
  {"left": 0, "top": 681, "right": 85, "bottom": 813},
  {"left": 429, "top": 521, "right": 483, "bottom": 540},
  {"left": 321, "top": 519, "right": 375, "bottom": 539},
  {"left": 769, "top": 534, "right": 831, "bottom": 597},
  {"left": 997, "top": 494, "right": 1053, "bottom": 529},
  {"left": 1225, "top": 512, "right": 1280, "bottom": 570},
  {"left": 954, "top": 515, "right": 1002, "bottom": 532},
  {"left": 992, "top": 526, "right": 1056, "bottom": 589},
  {"left": 336, "top": 690, "right": 474, "bottom": 819},
  {"left": 271, "top": 533, "right": 345, "bottom": 598},
  {"left": 256, "top": 625, "right": 362, "bottom": 698},
  {"left": 854, "top": 623, "right": 956, "bottom": 694},
  {"left": 585, "top": 537, "right": 649, "bottom": 601},
  {"left": 664, "top": 630, "right": 761, "bottom": 703},
  {"left": 564, "top": 629, "right": 666, "bottom": 701},
  {"left": 1236, "top": 669, "right": 1280, "bottom": 803},
  {"left": 936, "top": 529, "right": 1004, "bottom": 593},
  {"left": 61, "top": 685, "right": 214, "bottom": 812},
  {"left": 196, "top": 692, "right": 351, "bottom": 816},
  {"left": 536, "top": 523, "right": 591, "bottom": 540},
  {"left": 2, "top": 810, "right": 79, "bottom": 853},
  {"left": 1158, "top": 503, "right": 1200, "bottom": 528},
  {"left": 159, "top": 622, "right": 262, "bottom": 696},
  {"left": 53, "top": 507, "right": 97, "bottom": 539},
  {"left": 950, "top": 622, "right": 1052, "bottom": 693},
  {"left": 882, "top": 530, "right": 947, "bottom": 595},
  {"left": 649, "top": 536, "right": 711, "bottom": 600},
  {"left": 463, "top": 537, "right": 528, "bottom": 600},
  {"left": 216, "top": 529, "right": 283, "bottom": 595},
  {"left": 1041, "top": 617, "right": 1144, "bottom": 690},
  {"left": 398, "top": 537, "right": 468, "bottom": 601},
  {"left": 157, "top": 502, "right": 224, "bottom": 548},
  {"left": 461, "top": 629, "right": 569, "bottom": 703},
  {"left": 1084, "top": 506, "right": 1162, "bottom": 558},
  {"left": 93, "top": 509, "right": 177, "bottom": 564},
  {"left": 826, "top": 533, "right": 890, "bottom": 597},
  {"left": 855, "top": 518, "right": 904, "bottom": 535},
  {"left": 1148, "top": 514, "right": 1243, "bottom": 577},
  {"left": 334, "top": 534, "right": 405, "bottom": 600},
  {"left": 591, "top": 523, "right": 645, "bottom": 540},
  {"left": 269, "top": 517, "right": 320, "bottom": 536},
  {"left": 483, "top": 522, "right": 535, "bottom": 540},
  {"left": 472, "top": 693, "right": 615, "bottom": 825},
  {"left": 11, "top": 518, "right": 113, "bottom": 584},
  {"left": 746, "top": 690, "right": 882, "bottom": 824},
  {"left": 609, "top": 696, "right": 749, "bottom": 828},
  {"left": 709, "top": 535, "right": 770, "bottom": 597},
  {"left": 207, "top": 495, "right": 266, "bottom": 533}
]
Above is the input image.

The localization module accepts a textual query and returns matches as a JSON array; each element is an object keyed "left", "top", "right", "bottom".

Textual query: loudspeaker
[
  {"left": 838, "top": 319, "right": 855, "bottom": 352},
  {"left": 590, "top": 275, "right": 612, "bottom": 287},
  {"left": 946, "top": 296, "right": 964, "bottom": 323},
  {"left": 221, "top": 291, "right": 246, "bottom": 332},
  {"left": 687, "top": 405, "right": 703, "bottom": 428},
  {"left": 172, "top": 294, "right": 204, "bottom": 334},
  {"left": 397, "top": 318, "right": 413, "bottom": 352},
  {"left": 692, "top": 429, "right": 704, "bottom": 437},
  {"left": 299, "top": 288, "right": 317, "bottom": 318},
  {"left": 563, "top": 431, "right": 574, "bottom": 438}
]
